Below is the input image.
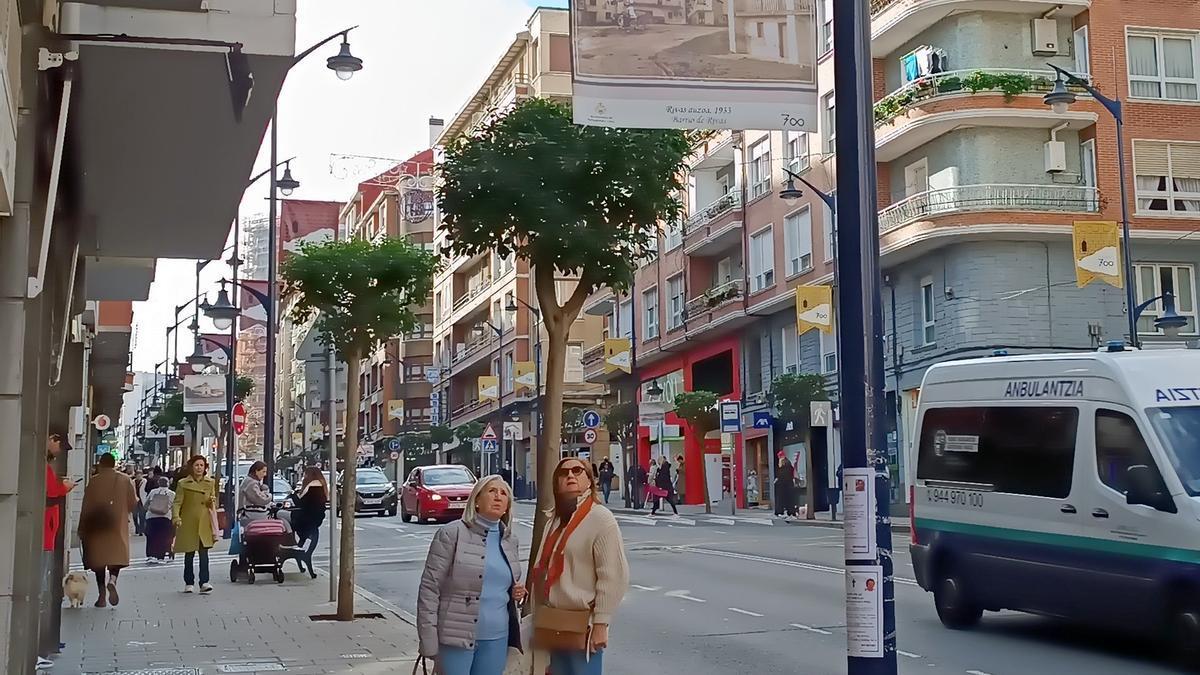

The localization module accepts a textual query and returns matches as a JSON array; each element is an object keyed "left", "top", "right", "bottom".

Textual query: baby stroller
[{"left": 229, "top": 506, "right": 295, "bottom": 584}]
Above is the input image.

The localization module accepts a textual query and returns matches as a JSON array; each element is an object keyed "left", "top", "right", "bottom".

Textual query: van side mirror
[{"left": 1126, "top": 465, "right": 1177, "bottom": 514}]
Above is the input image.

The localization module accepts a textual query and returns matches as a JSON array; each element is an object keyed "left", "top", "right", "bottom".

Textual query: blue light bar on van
[
  {"left": 1105, "top": 340, "right": 1126, "bottom": 352},
  {"left": 991, "top": 349, "right": 1008, "bottom": 357}
]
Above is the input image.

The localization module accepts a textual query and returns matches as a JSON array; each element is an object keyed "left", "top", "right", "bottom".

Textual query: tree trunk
[
  {"left": 337, "top": 350, "right": 362, "bottom": 621},
  {"left": 699, "top": 425, "right": 712, "bottom": 515}
]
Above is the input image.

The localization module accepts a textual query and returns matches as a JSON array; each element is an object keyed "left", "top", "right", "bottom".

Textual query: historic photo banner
[{"left": 570, "top": 0, "right": 819, "bottom": 130}]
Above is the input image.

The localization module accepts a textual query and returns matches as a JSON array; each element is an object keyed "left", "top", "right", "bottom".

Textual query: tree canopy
[
  {"left": 673, "top": 390, "right": 719, "bottom": 434},
  {"left": 768, "top": 372, "right": 829, "bottom": 428}
]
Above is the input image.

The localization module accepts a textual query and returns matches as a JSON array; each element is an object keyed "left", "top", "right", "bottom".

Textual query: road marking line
[
  {"left": 966, "top": 671, "right": 992, "bottom": 675},
  {"left": 664, "top": 590, "right": 705, "bottom": 603},
  {"left": 705, "top": 517, "right": 736, "bottom": 526},
  {"left": 728, "top": 607, "right": 764, "bottom": 617},
  {"left": 631, "top": 584, "right": 662, "bottom": 591},
  {"left": 898, "top": 650, "right": 922, "bottom": 659},
  {"left": 790, "top": 623, "right": 832, "bottom": 635},
  {"left": 614, "top": 514, "right": 657, "bottom": 526},
  {"left": 682, "top": 547, "right": 920, "bottom": 586}
]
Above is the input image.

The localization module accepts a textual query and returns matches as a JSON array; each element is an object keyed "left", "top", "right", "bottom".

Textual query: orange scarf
[{"left": 533, "top": 496, "right": 594, "bottom": 601}]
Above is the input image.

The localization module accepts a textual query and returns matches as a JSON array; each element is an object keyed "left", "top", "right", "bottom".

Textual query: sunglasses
[{"left": 556, "top": 465, "right": 588, "bottom": 477}]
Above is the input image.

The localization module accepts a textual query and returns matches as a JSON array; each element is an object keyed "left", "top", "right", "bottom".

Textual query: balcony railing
[
  {"left": 685, "top": 192, "right": 742, "bottom": 233},
  {"left": 452, "top": 274, "right": 493, "bottom": 313},
  {"left": 734, "top": 0, "right": 811, "bottom": 14},
  {"left": 685, "top": 279, "right": 744, "bottom": 317},
  {"left": 869, "top": 0, "right": 900, "bottom": 13},
  {"left": 452, "top": 334, "right": 496, "bottom": 365},
  {"left": 878, "top": 184, "right": 1101, "bottom": 234},
  {"left": 874, "top": 68, "right": 1073, "bottom": 127}
]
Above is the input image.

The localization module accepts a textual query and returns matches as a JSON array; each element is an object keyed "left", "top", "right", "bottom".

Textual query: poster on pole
[
  {"left": 842, "top": 467, "right": 877, "bottom": 561},
  {"left": 182, "top": 374, "right": 228, "bottom": 413},
  {"left": 846, "top": 565, "right": 884, "bottom": 658},
  {"left": 570, "top": 0, "right": 818, "bottom": 131}
]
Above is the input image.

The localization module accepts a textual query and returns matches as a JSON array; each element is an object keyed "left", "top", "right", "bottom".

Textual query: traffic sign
[
  {"left": 503, "top": 421, "right": 522, "bottom": 441},
  {"left": 95, "top": 443, "right": 111, "bottom": 455},
  {"left": 752, "top": 411, "right": 773, "bottom": 429},
  {"left": 582, "top": 410, "right": 601, "bottom": 429},
  {"left": 811, "top": 401, "right": 832, "bottom": 428},
  {"left": 425, "top": 367, "right": 441, "bottom": 384},
  {"left": 583, "top": 428, "right": 598, "bottom": 444},
  {"left": 719, "top": 400, "right": 742, "bottom": 433},
  {"left": 390, "top": 450, "right": 400, "bottom": 461},
  {"left": 387, "top": 437, "right": 402, "bottom": 452},
  {"left": 92, "top": 414, "right": 112, "bottom": 431},
  {"left": 482, "top": 423, "right": 498, "bottom": 440},
  {"left": 231, "top": 402, "right": 248, "bottom": 436},
  {"left": 481, "top": 438, "right": 500, "bottom": 454}
]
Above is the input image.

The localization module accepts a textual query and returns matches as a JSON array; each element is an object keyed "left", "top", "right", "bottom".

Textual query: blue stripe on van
[{"left": 916, "top": 517, "right": 1200, "bottom": 565}]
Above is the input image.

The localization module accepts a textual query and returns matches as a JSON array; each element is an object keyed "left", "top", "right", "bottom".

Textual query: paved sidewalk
[
  {"left": 55, "top": 539, "right": 420, "bottom": 674},
  {"left": 604, "top": 502, "right": 913, "bottom": 531}
]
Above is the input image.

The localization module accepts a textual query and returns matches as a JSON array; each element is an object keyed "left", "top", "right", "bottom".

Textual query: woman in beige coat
[
  {"left": 78, "top": 452, "right": 137, "bottom": 607},
  {"left": 172, "top": 455, "right": 218, "bottom": 594}
]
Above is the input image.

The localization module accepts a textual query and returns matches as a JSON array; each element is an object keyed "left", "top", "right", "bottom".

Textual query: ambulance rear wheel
[
  {"left": 933, "top": 573, "right": 981, "bottom": 629},
  {"left": 1170, "top": 603, "right": 1200, "bottom": 669}
]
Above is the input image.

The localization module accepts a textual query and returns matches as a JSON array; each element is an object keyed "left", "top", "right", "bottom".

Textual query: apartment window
[
  {"left": 643, "top": 287, "right": 660, "bottom": 339},
  {"left": 820, "top": 0, "right": 833, "bottom": 54},
  {"left": 618, "top": 299, "right": 634, "bottom": 338},
  {"left": 664, "top": 219, "right": 683, "bottom": 252},
  {"left": 781, "top": 323, "right": 800, "bottom": 374},
  {"left": 822, "top": 191, "right": 837, "bottom": 262},
  {"left": 823, "top": 93, "right": 837, "bottom": 153},
  {"left": 750, "top": 226, "right": 776, "bottom": 292},
  {"left": 434, "top": 291, "right": 444, "bottom": 323},
  {"left": 667, "top": 274, "right": 685, "bottom": 330},
  {"left": 1073, "top": 25, "right": 1090, "bottom": 76},
  {"left": 783, "top": 207, "right": 814, "bottom": 278},
  {"left": 1134, "top": 140, "right": 1200, "bottom": 214},
  {"left": 1135, "top": 263, "right": 1198, "bottom": 335},
  {"left": 746, "top": 333, "right": 764, "bottom": 395},
  {"left": 785, "top": 131, "right": 810, "bottom": 174},
  {"left": 503, "top": 351, "right": 515, "bottom": 394},
  {"left": 566, "top": 343, "right": 583, "bottom": 382},
  {"left": 748, "top": 138, "right": 771, "bottom": 200},
  {"left": 1127, "top": 30, "right": 1199, "bottom": 101},
  {"left": 640, "top": 223, "right": 659, "bottom": 265},
  {"left": 820, "top": 327, "right": 837, "bottom": 374},
  {"left": 503, "top": 291, "right": 516, "bottom": 331},
  {"left": 920, "top": 276, "right": 936, "bottom": 345}
]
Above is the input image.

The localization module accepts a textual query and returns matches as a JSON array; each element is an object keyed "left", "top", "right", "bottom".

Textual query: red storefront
[{"left": 636, "top": 335, "right": 744, "bottom": 507}]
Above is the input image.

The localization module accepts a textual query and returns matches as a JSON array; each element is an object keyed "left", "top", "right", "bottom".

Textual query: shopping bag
[
  {"left": 411, "top": 656, "right": 430, "bottom": 674},
  {"left": 504, "top": 614, "right": 535, "bottom": 675},
  {"left": 229, "top": 521, "right": 242, "bottom": 556},
  {"left": 209, "top": 507, "right": 221, "bottom": 540}
]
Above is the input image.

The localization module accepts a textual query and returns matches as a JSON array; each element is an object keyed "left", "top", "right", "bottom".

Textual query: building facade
[
  {"left": 585, "top": 0, "right": 1200, "bottom": 511},
  {"left": 433, "top": 6, "right": 610, "bottom": 484}
]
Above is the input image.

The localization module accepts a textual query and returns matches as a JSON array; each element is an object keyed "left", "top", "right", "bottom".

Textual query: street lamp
[
  {"left": 1043, "top": 62, "right": 1140, "bottom": 348},
  {"left": 203, "top": 283, "right": 239, "bottom": 331},
  {"left": 326, "top": 38, "right": 364, "bottom": 81},
  {"left": 780, "top": 168, "right": 838, "bottom": 211},
  {"left": 276, "top": 161, "right": 301, "bottom": 197},
  {"left": 1133, "top": 291, "right": 1189, "bottom": 338},
  {"left": 185, "top": 339, "right": 214, "bottom": 367}
]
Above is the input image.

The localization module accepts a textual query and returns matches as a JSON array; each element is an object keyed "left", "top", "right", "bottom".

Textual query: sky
[{"left": 130, "top": 0, "right": 569, "bottom": 373}]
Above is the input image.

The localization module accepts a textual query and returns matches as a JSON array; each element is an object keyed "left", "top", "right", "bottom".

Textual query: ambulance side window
[{"left": 1095, "top": 409, "right": 1157, "bottom": 495}]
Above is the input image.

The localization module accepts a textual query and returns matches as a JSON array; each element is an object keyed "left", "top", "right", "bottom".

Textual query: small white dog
[{"left": 62, "top": 572, "right": 89, "bottom": 608}]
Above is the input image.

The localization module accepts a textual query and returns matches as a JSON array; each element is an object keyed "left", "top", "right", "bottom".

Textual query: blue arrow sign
[
  {"left": 583, "top": 410, "right": 601, "bottom": 429},
  {"left": 752, "top": 411, "right": 773, "bottom": 429},
  {"left": 387, "top": 438, "right": 402, "bottom": 452}
]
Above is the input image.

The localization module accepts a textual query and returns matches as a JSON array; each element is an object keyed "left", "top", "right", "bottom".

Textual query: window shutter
[
  {"left": 1169, "top": 143, "right": 1200, "bottom": 179},
  {"left": 1135, "top": 140, "right": 1170, "bottom": 176}
]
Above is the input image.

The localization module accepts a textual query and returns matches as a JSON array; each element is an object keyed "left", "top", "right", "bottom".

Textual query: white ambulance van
[{"left": 909, "top": 347, "right": 1200, "bottom": 662}]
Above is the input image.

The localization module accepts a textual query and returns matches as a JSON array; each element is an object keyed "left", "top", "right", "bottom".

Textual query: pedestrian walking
[
  {"left": 674, "top": 455, "right": 685, "bottom": 503},
  {"left": 650, "top": 458, "right": 678, "bottom": 516},
  {"left": 417, "top": 475, "right": 525, "bottom": 675},
  {"left": 131, "top": 469, "right": 147, "bottom": 536},
  {"left": 286, "top": 466, "right": 328, "bottom": 573},
  {"left": 597, "top": 459, "right": 615, "bottom": 504},
  {"left": 774, "top": 452, "right": 795, "bottom": 518},
  {"left": 78, "top": 452, "right": 137, "bottom": 608},
  {"left": 531, "top": 457, "right": 629, "bottom": 674},
  {"left": 238, "top": 461, "right": 273, "bottom": 528},
  {"left": 172, "top": 455, "right": 218, "bottom": 594},
  {"left": 143, "top": 477, "right": 175, "bottom": 563},
  {"left": 39, "top": 433, "right": 77, "bottom": 669}
]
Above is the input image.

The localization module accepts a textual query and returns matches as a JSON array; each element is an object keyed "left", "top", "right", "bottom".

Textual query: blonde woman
[
  {"left": 531, "top": 457, "right": 629, "bottom": 674},
  {"left": 418, "top": 475, "right": 526, "bottom": 674}
]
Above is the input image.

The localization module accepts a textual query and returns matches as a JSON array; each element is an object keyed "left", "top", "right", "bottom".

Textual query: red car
[{"left": 400, "top": 464, "right": 477, "bottom": 523}]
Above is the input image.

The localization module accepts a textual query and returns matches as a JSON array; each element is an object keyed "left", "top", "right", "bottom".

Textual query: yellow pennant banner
[
  {"left": 1073, "top": 221, "right": 1123, "bottom": 289},
  {"left": 604, "top": 338, "right": 632, "bottom": 374},
  {"left": 478, "top": 375, "right": 499, "bottom": 402},
  {"left": 795, "top": 286, "right": 834, "bottom": 335},
  {"left": 387, "top": 400, "right": 405, "bottom": 421},
  {"left": 514, "top": 361, "right": 536, "bottom": 395}
]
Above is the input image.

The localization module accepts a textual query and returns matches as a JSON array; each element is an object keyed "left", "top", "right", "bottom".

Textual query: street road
[{"left": 121, "top": 504, "right": 1180, "bottom": 673}]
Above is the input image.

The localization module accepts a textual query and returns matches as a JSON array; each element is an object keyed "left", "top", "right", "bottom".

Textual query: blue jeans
[
  {"left": 550, "top": 649, "right": 603, "bottom": 674},
  {"left": 439, "top": 637, "right": 509, "bottom": 675}
]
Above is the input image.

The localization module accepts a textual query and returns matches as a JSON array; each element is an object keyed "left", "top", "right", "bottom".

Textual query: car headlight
[
  {"left": 384, "top": 485, "right": 396, "bottom": 495},
  {"left": 429, "top": 494, "right": 443, "bottom": 501}
]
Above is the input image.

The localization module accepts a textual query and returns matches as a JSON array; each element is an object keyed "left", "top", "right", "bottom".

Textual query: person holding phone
[
  {"left": 417, "top": 475, "right": 525, "bottom": 674},
  {"left": 172, "top": 455, "right": 218, "bottom": 594}
]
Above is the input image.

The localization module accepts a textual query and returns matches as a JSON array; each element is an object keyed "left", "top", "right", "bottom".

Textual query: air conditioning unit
[
  {"left": 1044, "top": 140, "right": 1067, "bottom": 173},
  {"left": 1031, "top": 19, "right": 1060, "bottom": 55}
]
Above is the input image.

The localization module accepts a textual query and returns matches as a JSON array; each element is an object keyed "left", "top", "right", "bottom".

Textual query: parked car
[
  {"left": 400, "top": 464, "right": 477, "bottom": 523},
  {"left": 271, "top": 478, "right": 293, "bottom": 506},
  {"left": 337, "top": 468, "right": 398, "bottom": 517}
]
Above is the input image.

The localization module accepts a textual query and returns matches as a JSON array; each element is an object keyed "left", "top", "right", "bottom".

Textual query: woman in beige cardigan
[{"left": 531, "top": 457, "right": 629, "bottom": 674}]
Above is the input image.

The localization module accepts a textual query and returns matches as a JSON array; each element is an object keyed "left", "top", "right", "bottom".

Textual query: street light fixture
[
  {"left": 186, "top": 339, "right": 214, "bottom": 367},
  {"left": 326, "top": 38, "right": 363, "bottom": 81},
  {"left": 276, "top": 161, "right": 301, "bottom": 197},
  {"left": 647, "top": 379, "right": 664, "bottom": 398},
  {"left": 1043, "top": 76, "right": 1076, "bottom": 115},
  {"left": 203, "top": 283, "right": 240, "bottom": 331},
  {"left": 1134, "top": 291, "right": 1189, "bottom": 338}
]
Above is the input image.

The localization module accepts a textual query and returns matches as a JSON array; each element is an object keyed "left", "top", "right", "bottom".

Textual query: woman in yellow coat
[{"left": 172, "top": 455, "right": 218, "bottom": 594}]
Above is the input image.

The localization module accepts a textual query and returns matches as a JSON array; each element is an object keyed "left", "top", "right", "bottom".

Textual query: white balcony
[
  {"left": 685, "top": 192, "right": 743, "bottom": 234},
  {"left": 878, "top": 183, "right": 1101, "bottom": 234},
  {"left": 869, "top": 0, "right": 1090, "bottom": 56}
]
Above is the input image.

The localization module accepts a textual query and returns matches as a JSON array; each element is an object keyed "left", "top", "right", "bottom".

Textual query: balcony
[
  {"left": 452, "top": 274, "right": 494, "bottom": 314},
  {"left": 868, "top": 0, "right": 1090, "bottom": 56},
  {"left": 684, "top": 279, "right": 745, "bottom": 335},
  {"left": 689, "top": 132, "right": 736, "bottom": 171},
  {"left": 684, "top": 192, "right": 742, "bottom": 241},
  {"left": 582, "top": 343, "right": 606, "bottom": 383},
  {"left": 878, "top": 183, "right": 1101, "bottom": 235},
  {"left": 734, "top": 0, "right": 807, "bottom": 15},
  {"left": 583, "top": 286, "right": 616, "bottom": 317},
  {"left": 452, "top": 397, "right": 493, "bottom": 424},
  {"left": 451, "top": 332, "right": 498, "bottom": 373}
]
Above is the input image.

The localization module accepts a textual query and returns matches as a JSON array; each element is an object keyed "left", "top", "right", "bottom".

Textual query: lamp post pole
[{"left": 833, "top": 0, "right": 896, "bottom": 672}]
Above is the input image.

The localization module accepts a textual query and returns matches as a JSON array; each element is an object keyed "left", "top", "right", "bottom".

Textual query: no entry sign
[{"left": 231, "top": 402, "right": 248, "bottom": 436}]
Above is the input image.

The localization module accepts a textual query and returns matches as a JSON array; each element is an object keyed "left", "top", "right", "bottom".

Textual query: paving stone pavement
[{"left": 55, "top": 540, "right": 421, "bottom": 674}]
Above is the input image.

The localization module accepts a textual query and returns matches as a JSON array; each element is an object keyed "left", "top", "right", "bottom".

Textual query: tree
[
  {"left": 439, "top": 98, "right": 690, "bottom": 557},
  {"left": 282, "top": 237, "right": 438, "bottom": 621},
  {"left": 561, "top": 406, "right": 586, "bottom": 445},
  {"left": 672, "top": 390, "right": 719, "bottom": 514},
  {"left": 604, "top": 402, "right": 638, "bottom": 504},
  {"left": 768, "top": 372, "right": 830, "bottom": 520}
]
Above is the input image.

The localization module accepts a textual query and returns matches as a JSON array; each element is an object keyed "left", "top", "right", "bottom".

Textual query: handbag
[
  {"left": 410, "top": 656, "right": 429, "bottom": 675},
  {"left": 209, "top": 507, "right": 220, "bottom": 539},
  {"left": 531, "top": 604, "right": 592, "bottom": 651}
]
